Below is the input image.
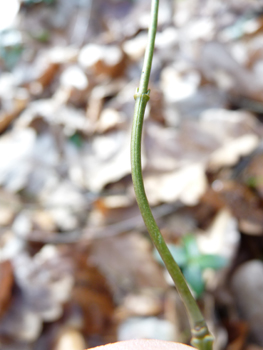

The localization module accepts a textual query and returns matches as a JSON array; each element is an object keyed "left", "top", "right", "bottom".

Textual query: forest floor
[{"left": 1, "top": 1, "right": 263, "bottom": 349}]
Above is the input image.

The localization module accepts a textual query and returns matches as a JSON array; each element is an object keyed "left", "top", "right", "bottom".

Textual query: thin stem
[
  {"left": 138, "top": 0, "right": 159, "bottom": 94},
  {"left": 130, "top": 1, "right": 213, "bottom": 350}
]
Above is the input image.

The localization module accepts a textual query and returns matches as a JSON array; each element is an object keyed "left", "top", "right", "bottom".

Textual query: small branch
[{"left": 130, "top": 1, "right": 213, "bottom": 349}]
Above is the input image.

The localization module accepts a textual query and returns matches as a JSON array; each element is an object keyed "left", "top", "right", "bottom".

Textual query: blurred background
[{"left": 1, "top": 0, "right": 263, "bottom": 349}]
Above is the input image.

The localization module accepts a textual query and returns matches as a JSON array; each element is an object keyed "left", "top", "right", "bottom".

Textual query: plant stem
[{"left": 130, "top": 1, "right": 213, "bottom": 349}]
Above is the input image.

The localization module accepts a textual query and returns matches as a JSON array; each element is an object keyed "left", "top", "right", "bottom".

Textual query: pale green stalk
[{"left": 130, "top": 1, "right": 213, "bottom": 349}]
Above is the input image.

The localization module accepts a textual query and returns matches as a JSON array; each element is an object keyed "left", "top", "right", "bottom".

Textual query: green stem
[{"left": 130, "top": 1, "right": 213, "bottom": 350}]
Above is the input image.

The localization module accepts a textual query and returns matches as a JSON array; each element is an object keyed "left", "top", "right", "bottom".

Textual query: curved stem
[{"left": 130, "top": 1, "right": 213, "bottom": 350}]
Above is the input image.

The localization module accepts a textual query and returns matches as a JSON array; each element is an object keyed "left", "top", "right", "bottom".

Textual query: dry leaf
[
  {"left": 96, "top": 108, "right": 125, "bottom": 133},
  {"left": 208, "top": 134, "right": 259, "bottom": 171},
  {"left": 0, "top": 260, "right": 13, "bottom": 320},
  {"left": 72, "top": 251, "right": 114, "bottom": 336},
  {"left": 13, "top": 245, "right": 74, "bottom": 322},
  {"left": 144, "top": 164, "right": 207, "bottom": 206},
  {"left": 17, "top": 100, "right": 89, "bottom": 134},
  {"left": 197, "top": 209, "right": 240, "bottom": 260},
  {"left": 120, "top": 291, "right": 162, "bottom": 317},
  {"left": 88, "top": 232, "right": 167, "bottom": 300},
  {"left": 231, "top": 261, "right": 263, "bottom": 346},
  {"left": 79, "top": 44, "right": 125, "bottom": 77},
  {"left": 226, "top": 321, "right": 248, "bottom": 350},
  {"left": 83, "top": 130, "right": 131, "bottom": 191},
  {"left": 0, "top": 128, "right": 36, "bottom": 192},
  {"left": 0, "top": 292, "right": 42, "bottom": 342},
  {"left": 0, "top": 88, "right": 29, "bottom": 133},
  {"left": 122, "top": 33, "right": 148, "bottom": 60},
  {"left": 219, "top": 181, "right": 263, "bottom": 235},
  {"left": 54, "top": 328, "right": 86, "bottom": 350},
  {"left": 199, "top": 41, "right": 263, "bottom": 101}
]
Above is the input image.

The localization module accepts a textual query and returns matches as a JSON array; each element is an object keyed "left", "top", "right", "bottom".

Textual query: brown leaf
[
  {"left": 79, "top": 44, "right": 126, "bottom": 78},
  {"left": 226, "top": 321, "right": 248, "bottom": 350},
  {"left": 28, "top": 51, "right": 60, "bottom": 92},
  {"left": 219, "top": 181, "right": 263, "bottom": 235},
  {"left": 0, "top": 74, "right": 29, "bottom": 133},
  {"left": 88, "top": 232, "right": 167, "bottom": 300},
  {"left": 0, "top": 261, "right": 13, "bottom": 320},
  {"left": 72, "top": 250, "right": 114, "bottom": 336}
]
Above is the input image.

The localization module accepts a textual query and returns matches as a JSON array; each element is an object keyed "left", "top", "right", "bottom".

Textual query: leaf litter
[{"left": 1, "top": 1, "right": 263, "bottom": 349}]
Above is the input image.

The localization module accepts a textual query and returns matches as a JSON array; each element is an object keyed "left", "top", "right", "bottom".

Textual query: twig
[{"left": 8, "top": 203, "right": 181, "bottom": 245}]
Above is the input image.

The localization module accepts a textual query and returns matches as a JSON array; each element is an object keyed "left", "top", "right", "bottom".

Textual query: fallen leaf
[
  {"left": 226, "top": 321, "right": 248, "bottom": 350},
  {"left": 208, "top": 134, "right": 259, "bottom": 171},
  {"left": 59, "top": 64, "right": 90, "bottom": 107},
  {"left": 0, "top": 83, "right": 29, "bottom": 133},
  {"left": 199, "top": 41, "right": 263, "bottom": 101},
  {"left": 219, "top": 181, "right": 263, "bottom": 235},
  {"left": 72, "top": 250, "right": 114, "bottom": 336},
  {"left": 0, "top": 292, "right": 42, "bottom": 342},
  {"left": 83, "top": 130, "right": 131, "bottom": 192},
  {"left": 231, "top": 261, "right": 263, "bottom": 346},
  {"left": 0, "top": 260, "right": 13, "bottom": 320},
  {"left": 54, "top": 328, "right": 86, "bottom": 350},
  {"left": 79, "top": 44, "right": 125, "bottom": 78},
  {"left": 120, "top": 291, "right": 162, "bottom": 317},
  {"left": 17, "top": 100, "right": 89, "bottom": 134},
  {"left": 144, "top": 163, "right": 207, "bottom": 206},
  {"left": 13, "top": 245, "right": 74, "bottom": 322},
  {"left": 122, "top": 33, "right": 148, "bottom": 60},
  {"left": 196, "top": 208, "right": 240, "bottom": 291},
  {"left": 88, "top": 232, "right": 167, "bottom": 300},
  {"left": 0, "top": 128, "right": 36, "bottom": 192},
  {"left": 96, "top": 108, "right": 125, "bottom": 133}
]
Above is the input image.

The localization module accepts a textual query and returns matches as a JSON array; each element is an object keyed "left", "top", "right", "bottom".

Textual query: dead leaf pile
[{"left": 1, "top": 0, "right": 263, "bottom": 349}]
